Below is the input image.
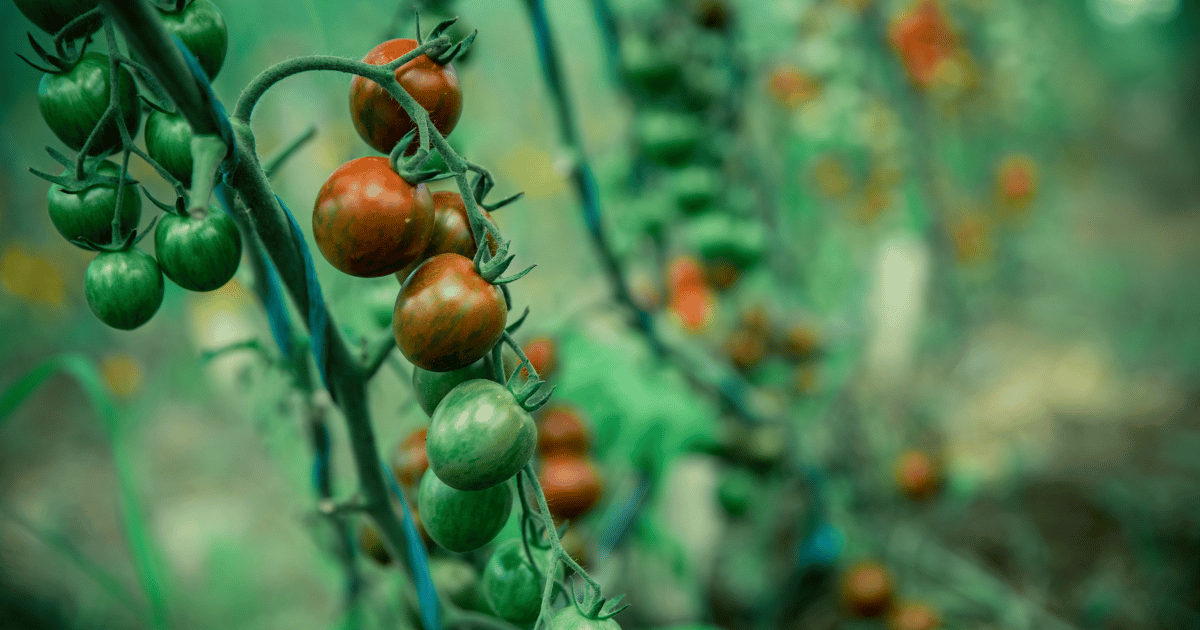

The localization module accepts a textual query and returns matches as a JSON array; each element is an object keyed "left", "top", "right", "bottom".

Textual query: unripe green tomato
[
  {"left": 684, "top": 214, "right": 767, "bottom": 269},
  {"left": 549, "top": 605, "right": 623, "bottom": 630},
  {"left": 144, "top": 110, "right": 194, "bottom": 186},
  {"left": 716, "top": 468, "right": 755, "bottom": 517},
  {"left": 667, "top": 166, "right": 722, "bottom": 215},
  {"left": 429, "top": 558, "right": 486, "bottom": 612},
  {"left": 84, "top": 249, "right": 164, "bottom": 330},
  {"left": 12, "top": 0, "right": 99, "bottom": 34},
  {"left": 427, "top": 379, "right": 537, "bottom": 491},
  {"left": 157, "top": 0, "right": 228, "bottom": 81},
  {"left": 47, "top": 161, "right": 141, "bottom": 248},
  {"left": 418, "top": 470, "right": 512, "bottom": 553},
  {"left": 636, "top": 112, "right": 703, "bottom": 166},
  {"left": 481, "top": 538, "right": 558, "bottom": 624},
  {"left": 620, "top": 35, "right": 679, "bottom": 93},
  {"left": 39, "top": 52, "right": 142, "bottom": 155},
  {"left": 154, "top": 209, "right": 242, "bottom": 292},
  {"left": 412, "top": 357, "right": 495, "bottom": 416}
]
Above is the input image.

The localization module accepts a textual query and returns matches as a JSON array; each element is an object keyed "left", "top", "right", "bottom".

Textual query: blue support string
[{"left": 384, "top": 464, "right": 440, "bottom": 630}]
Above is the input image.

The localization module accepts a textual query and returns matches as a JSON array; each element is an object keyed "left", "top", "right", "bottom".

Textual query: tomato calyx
[
  {"left": 417, "top": 15, "right": 477, "bottom": 66},
  {"left": 18, "top": 23, "right": 95, "bottom": 73},
  {"left": 566, "top": 578, "right": 629, "bottom": 621},
  {"left": 500, "top": 331, "right": 555, "bottom": 413}
]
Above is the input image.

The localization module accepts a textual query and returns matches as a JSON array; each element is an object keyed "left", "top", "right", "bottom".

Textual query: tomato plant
[
  {"left": 716, "top": 468, "right": 755, "bottom": 518},
  {"left": 84, "top": 248, "right": 165, "bottom": 331},
  {"left": 154, "top": 209, "right": 242, "bottom": 292},
  {"left": 514, "top": 336, "right": 557, "bottom": 381},
  {"left": 635, "top": 111, "right": 703, "bottom": 165},
  {"left": 393, "top": 253, "right": 506, "bottom": 372},
  {"left": 47, "top": 160, "right": 141, "bottom": 248},
  {"left": 312, "top": 155, "right": 435, "bottom": 278},
  {"left": 350, "top": 38, "right": 462, "bottom": 155},
  {"left": 549, "top": 604, "right": 623, "bottom": 630},
  {"left": 426, "top": 379, "right": 535, "bottom": 491},
  {"left": 539, "top": 453, "right": 603, "bottom": 521},
  {"left": 12, "top": 0, "right": 98, "bottom": 35},
  {"left": 417, "top": 470, "right": 512, "bottom": 553},
  {"left": 392, "top": 428, "right": 429, "bottom": 488},
  {"left": 537, "top": 406, "right": 590, "bottom": 457},
  {"left": 411, "top": 356, "right": 495, "bottom": 416},
  {"left": 156, "top": 0, "right": 228, "bottom": 81},
  {"left": 481, "top": 538, "right": 555, "bottom": 625},
  {"left": 394, "top": 191, "right": 496, "bottom": 284},
  {"left": 143, "top": 109, "right": 194, "bottom": 185},
  {"left": 38, "top": 52, "right": 142, "bottom": 155},
  {"left": 359, "top": 521, "right": 392, "bottom": 566}
]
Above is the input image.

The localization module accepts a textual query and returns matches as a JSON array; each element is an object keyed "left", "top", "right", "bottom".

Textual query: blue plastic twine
[{"left": 384, "top": 464, "right": 440, "bottom": 630}]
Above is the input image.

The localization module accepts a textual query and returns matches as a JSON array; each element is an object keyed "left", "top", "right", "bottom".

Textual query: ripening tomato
[
  {"left": 840, "top": 561, "right": 894, "bottom": 617},
  {"left": 948, "top": 214, "right": 993, "bottom": 264},
  {"left": 394, "top": 191, "right": 497, "bottom": 284},
  {"left": 426, "top": 380, "right": 535, "bottom": 491},
  {"left": 667, "top": 256, "right": 706, "bottom": 294},
  {"left": 394, "top": 253, "right": 506, "bottom": 372},
  {"left": 516, "top": 336, "right": 557, "bottom": 380},
  {"left": 39, "top": 52, "right": 142, "bottom": 155},
  {"left": 156, "top": 0, "right": 228, "bottom": 81},
  {"left": 47, "top": 161, "right": 141, "bottom": 248},
  {"left": 549, "top": 605, "right": 623, "bottom": 630},
  {"left": 154, "top": 209, "right": 242, "bottom": 292},
  {"left": 481, "top": 538, "right": 558, "bottom": 625},
  {"left": 312, "top": 156, "right": 435, "bottom": 277},
  {"left": 739, "top": 305, "right": 771, "bottom": 334},
  {"left": 412, "top": 356, "right": 495, "bottom": 416},
  {"left": 894, "top": 450, "right": 941, "bottom": 501},
  {"left": 350, "top": 38, "right": 463, "bottom": 155},
  {"left": 144, "top": 109, "right": 194, "bottom": 185},
  {"left": 539, "top": 454, "right": 603, "bottom": 521},
  {"left": 889, "top": 0, "right": 958, "bottom": 88},
  {"left": 766, "top": 66, "right": 819, "bottom": 109},
  {"left": 888, "top": 602, "right": 940, "bottom": 630},
  {"left": 723, "top": 328, "right": 767, "bottom": 372},
  {"left": 996, "top": 154, "right": 1037, "bottom": 214},
  {"left": 12, "top": 0, "right": 98, "bottom": 35},
  {"left": 670, "top": 285, "right": 716, "bottom": 333},
  {"left": 392, "top": 428, "right": 429, "bottom": 488},
  {"left": 418, "top": 470, "right": 512, "bottom": 553},
  {"left": 85, "top": 249, "right": 164, "bottom": 330},
  {"left": 779, "top": 324, "right": 820, "bottom": 361},
  {"left": 537, "top": 406, "right": 589, "bottom": 457}
]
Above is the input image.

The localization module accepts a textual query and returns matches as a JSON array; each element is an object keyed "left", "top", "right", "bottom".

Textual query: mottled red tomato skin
[
  {"left": 350, "top": 38, "right": 463, "bottom": 155},
  {"left": 394, "top": 253, "right": 506, "bottom": 372},
  {"left": 313, "top": 156, "right": 435, "bottom": 277},
  {"left": 539, "top": 454, "right": 603, "bottom": 521},
  {"left": 394, "top": 191, "right": 496, "bottom": 283},
  {"left": 537, "top": 406, "right": 590, "bottom": 457}
]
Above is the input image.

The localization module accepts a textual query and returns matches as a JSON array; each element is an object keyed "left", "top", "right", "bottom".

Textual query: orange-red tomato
[
  {"left": 949, "top": 214, "right": 993, "bottom": 264},
  {"left": 840, "top": 561, "right": 894, "bottom": 617},
  {"left": 766, "top": 66, "right": 819, "bottom": 109},
  {"left": 888, "top": 602, "right": 940, "bottom": 630},
  {"left": 894, "top": 450, "right": 941, "bottom": 500},
  {"left": 312, "top": 156, "right": 435, "bottom": 277},
  {"left": 889, "top": 0, "right": 958, "bottom": 88},
  {"left": 394, "top": 191, "right": 497, "bottom": 283},
  {"left": 667, "top": 255, "right": 707, "bottom": 294},
  {"left": 520, "top": 336, "right": 558, "bottom": 380},
  {"left": 537, "top": 406, "right": 590, "bottom": 457},
  {"left": 724, "top": 328, "right": 767, "bottom": 372},
  {"left": 670, "top": 285, "right": 716, "bottom": 333},
  {"left": 996, "top": 154, "right": 1037, "bottom": 217},
  {"left": 349, "top": 38, "right": 462, "bottom": 155},
  {"left": 392, "top": 428, "right": 429, "bottom": 488},
  {"left": 539, "top": 454, "right": 604, "bottom": 521}
]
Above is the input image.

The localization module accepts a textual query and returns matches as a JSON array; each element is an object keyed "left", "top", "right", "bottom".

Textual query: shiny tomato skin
[
  {"left": 144, "top": 109, "right": 194, "bottom": 186},
  {"left": 84, "top": 249, "right": 164, "bottom": 330},
  {"left": 412, "top": 356, "right": 495, "bottom": 416},
  {"left": 549, "top": 605, "right": 623, "bottom": 630},
  {"left": 394, "top": 191, "right": 496, "bottom": 283},
  {"left": 426, "top": 379, "right": 536, "bottom": 491},
  {"left": 312, "top": 156, "right": 435, "bottom": 278},
  {"left": 350, "top": 38, "right": 463, "bottom": 155},
  {"left": 539, "top": 454, "right": 603, "bottom": 521},
  {"left": 536, "top": 406, "right": 590, "bottom": 457},
  {"left": 47, "top": 161, "right": 141, "bottom": 248},
  {"left": 157, "top": 0, "right": 228, "bottom": 81},
  {"left": 154, "top": 209, "right": 242, "bottom": 292},
  {"left": 417, "top": 470, "right": 512, "bottom": 553},
  {"left": 39, "top": 52, "right": 142, "bottom": 155},
  {"left": 394, "top": 253, "right": 506, "bottom": 372},
  {"left": 481, "top": 538, "right": 556, "bottom": 624},
  {"left": 392, "top": 428, "right": 429, "bottom": 488}
]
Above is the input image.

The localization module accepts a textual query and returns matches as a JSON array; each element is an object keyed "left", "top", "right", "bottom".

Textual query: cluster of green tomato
[{"left": 23, "top": 0, "right": 242, "bottom": 330}]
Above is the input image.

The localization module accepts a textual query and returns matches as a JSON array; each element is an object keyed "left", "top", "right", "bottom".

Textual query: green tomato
[
  {"left": 47, "top": 161, "right": 141, "bottom": 248},
  {"left": 154, "top": 209, "right": 242, "bottom": 292},
  {"left": 549, "top": 605, "right": 622, "bottom": 630},
  {"left": 157, "top": 0, "right": 228, "bottom": 81},
  {"left": 684, "top": 214, "right": 766, "bottom": 269},
  {"left": 143, "top": 109, "right": 194, "bottom": 186},
  {"left": 481, "top": 538, "right": 556, "bottom": 625},
  {"left": 12, "top": 0, "right": 99, "bottom": 35},
  {"left": 429, "top": 557, "right": 486, "bottom": 612},
  {"left": 716, "top": 468, "right": 755, "bottom": 517},
  {"left": 667, "top": 166, "right": 722, "bottom": 215},
  {"left": 417, "top": 470, "right": 512, "bottom": 553},
  {"left": 636, "top": 112, "right": 702, "bottom": 166},
  {"left": 412, "top": 356, "right": 495, "bottom": 416},
  {"left": 39, "top": 52, "right": 142, "bottom": 156},
  {"left": 85, "top": 248, "right": 165, "bottom": 330},
  {"left": 427, "top": 379, "right": 536, "bottom": 491},
  {"left": 620, "top": 35, "right": 679, "bottom": 94}
]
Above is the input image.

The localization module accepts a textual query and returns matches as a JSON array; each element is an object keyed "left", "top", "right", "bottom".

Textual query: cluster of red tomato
[
  {"left": 22, "top": 0, "right": 242, "bottom": 330},
  {"left": 840, "top": 561, "right": 941, "bottom": 630}
]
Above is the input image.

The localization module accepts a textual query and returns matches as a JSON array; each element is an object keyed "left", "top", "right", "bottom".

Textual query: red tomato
[
  {"left": 519, "top": 336, "right": 557, "bottom": 380},
  {"left": 350, "top": 38, "right": 463, "bottom": 155},
  {"left": 537, "top": 405, "right": 590, "bottom": 456},
  {"left": 840, "top": 561, "right": 894, "bottom": 617},
  {"left": 996, "top": 154, "right": 1037, "bottom": 215},
  {"left": 670, "top": 285, "right": 716, "bottom": 333},
  {"left": 539, "top": 454, "right": 603, "bottom": 521},
  {"left": 312, "top": 156, "right": 435, "bottom": 277},
  {"left": 394, "top": 191, "right": 497, "bottom": 283},
  {"left": 889, "top": 0, "right": 958, "bottom": 88},
  {"left": 392, "top": 428, "right": 429, "bottom": 488},
  {"left": 894, "top": 450, "right": 941, "bottom": 501},
  {"left": 888, "top": 602, "right": 940, "bottom": 630},
  {"left": 394, "top": 253, "right": 506, "bottom": 372},
  {"left": 667, "top": 255, "right": 706, "bottom": 294}
]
